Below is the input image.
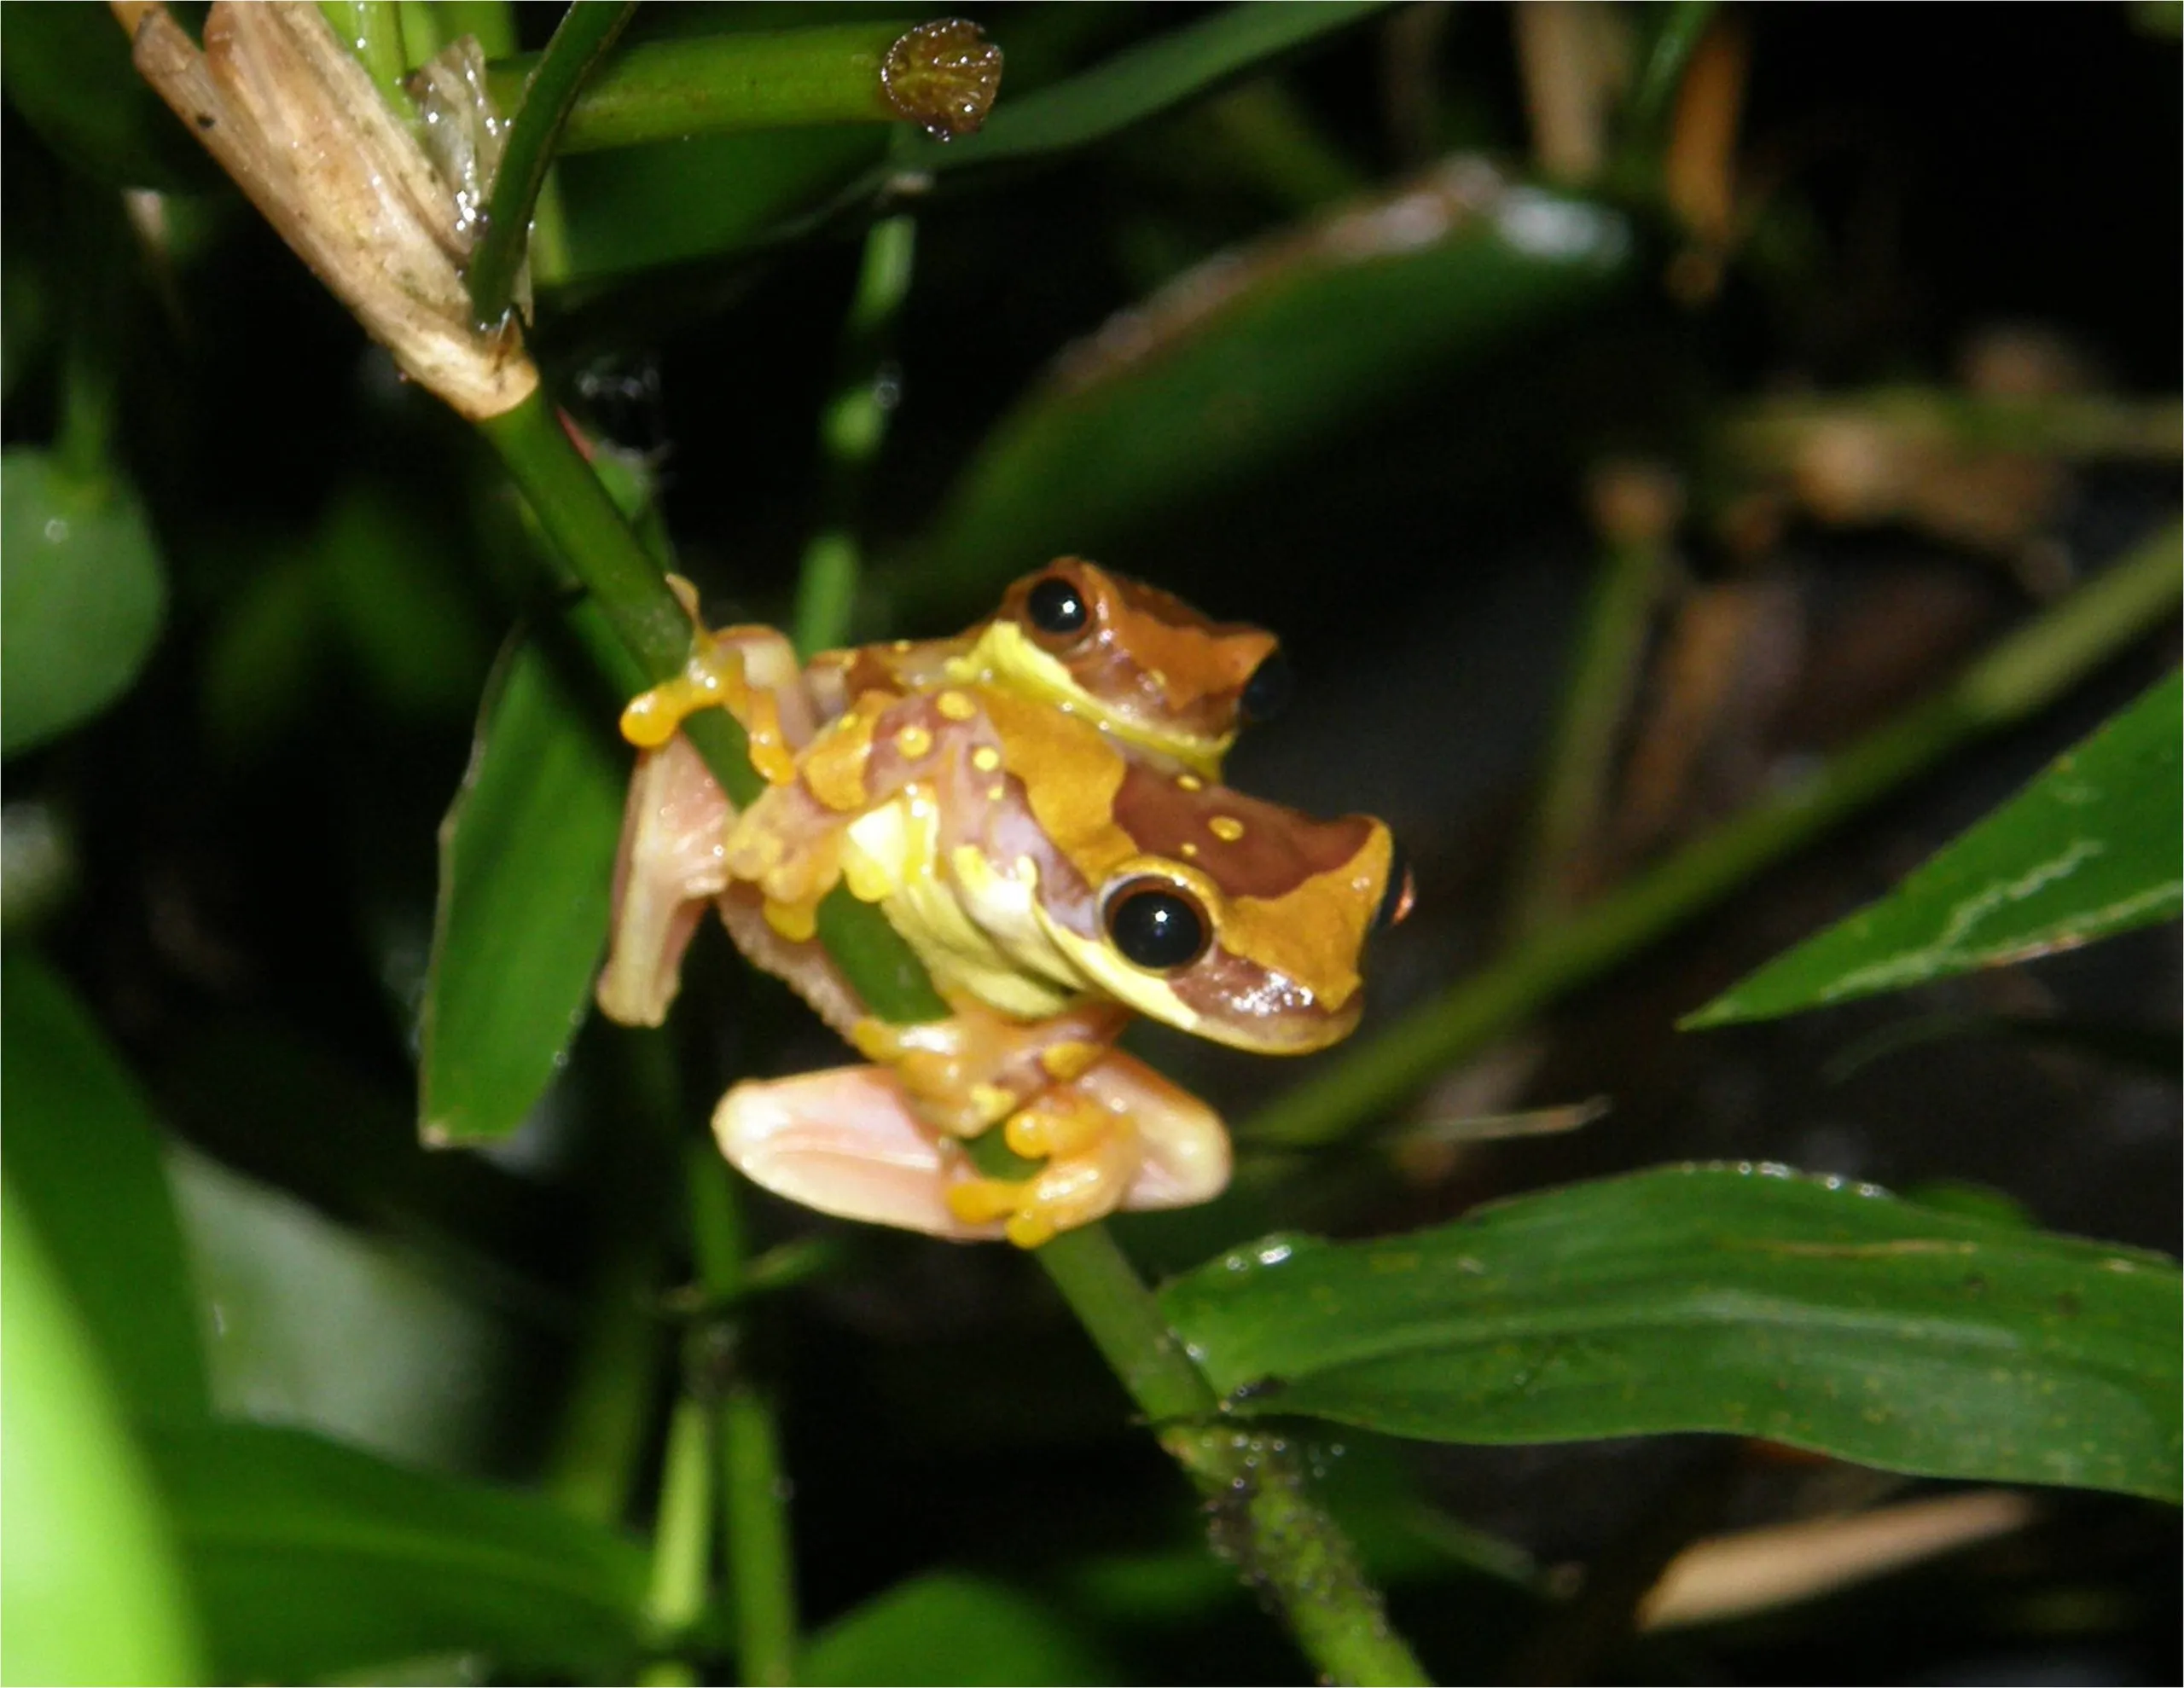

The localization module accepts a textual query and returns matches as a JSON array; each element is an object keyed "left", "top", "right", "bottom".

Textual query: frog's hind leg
[
  {"left": 717, "top": 1052, "right": 1231, "bottom": 1249},
  {"left": 713, "top": 1066, "right": 1007, "bottom": 1242},
  {"left": 598, "top": 734, "right": 732, "bottom": 1027}
]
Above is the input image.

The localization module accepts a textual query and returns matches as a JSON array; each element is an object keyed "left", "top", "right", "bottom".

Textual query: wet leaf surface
[{"left": 1160, "top": 1166, "right": 2181, "bottom": 1500}]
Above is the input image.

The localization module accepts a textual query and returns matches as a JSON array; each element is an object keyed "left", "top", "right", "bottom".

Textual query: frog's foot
[
  {"left": 714, "top": 1065, "right": 1005, "bottom": 1242},
  {"left": 944, "top": 1053, "right": 1234, "bottom": 1248},
  {"left": 619, "top": 601, "right": 811, "bottom": 786},
  {"left": 848, "top": 999, "right": 1130, "bottom": 1139},
  {"left": 944, "top": 1114, "right": 1141, "bottom": 1250},
  {"left": 598, "top": 734, "right": 731, "bottom": 1027}
]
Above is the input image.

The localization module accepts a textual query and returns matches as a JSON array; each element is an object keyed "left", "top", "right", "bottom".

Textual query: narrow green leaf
[
  {"left": 0, "top": 3, "right": 221, "bottom": 191},
  {"left": 1159, "top": 1166, "right": 2181, "bottom": 1501},
  {"left": 1687, "top": 668, "right": 2184, "bottom": 1027},
  {"left": 912, "top": 167, "right": 1633, "bottom": 596},
  {"left": 1, "top": 950, "right": 208, "bottom": 1422},
  {"left": 3, "top": 1186, "right": 206, "bottom": 1688},
  {"left": 1, "top": 450, "right": 166, "bottom": 757},
  {"left": 547, "top": 3, "right": 1393, "bottom": 282},
  {"left": 801, "top": 1572, "right": 1120, "bottom": 1688},
  {"left": 913, "top": 2, "right": 1396, "bottom": 171},
  {"left": 142, "top": 1418, "right": 649, "bottom": 1684},
  {"left": 421, "top": 636, "right": 624, "bottom": 1145}
]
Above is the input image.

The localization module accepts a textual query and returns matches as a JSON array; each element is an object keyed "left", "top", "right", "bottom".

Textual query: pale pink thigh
[{"left": 713, "top": 1051, "right": 1231, "bottom": 1241}]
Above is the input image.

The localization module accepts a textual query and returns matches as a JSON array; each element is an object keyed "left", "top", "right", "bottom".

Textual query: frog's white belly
[{"left": 839, "top": 792, "right": 1086, "bottom": 1021}]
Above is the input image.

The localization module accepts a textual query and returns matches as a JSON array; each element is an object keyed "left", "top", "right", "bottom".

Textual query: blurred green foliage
[{"left": 3, "top": 3, "right": 2177, "bottom": 1685}]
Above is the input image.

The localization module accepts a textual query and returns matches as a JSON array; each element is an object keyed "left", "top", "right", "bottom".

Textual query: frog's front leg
[
  {"left": 715, "top": 1049, "right": 1230, "bottom": 1247},
  {"left": 619, "top": 606, "right": 818, "bottom": 786}
]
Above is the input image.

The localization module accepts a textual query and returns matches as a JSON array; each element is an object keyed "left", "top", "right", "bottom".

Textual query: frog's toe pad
[{"left": 714, "top": 1068, "right": 1005, "bottom": 1242}]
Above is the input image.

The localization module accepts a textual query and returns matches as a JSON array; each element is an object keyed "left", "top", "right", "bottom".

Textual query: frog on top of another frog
[{"left": 598, "top": 558, "right": 1413, "bottom": 1249}]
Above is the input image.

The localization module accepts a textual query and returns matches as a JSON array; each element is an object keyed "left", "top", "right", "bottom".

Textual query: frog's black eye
[
  {"left": 1025, "top": 574, "right": 1090, "bottom": 640},
  {"left": 1239, "top": 651, "right": 1293, "bottom": 724},
  {"left": 1105, "top": 879, "right": 1210, "bottom": 971},
  {"left": 1374, "top": 842, "right": 1415, "bottom": 933}
]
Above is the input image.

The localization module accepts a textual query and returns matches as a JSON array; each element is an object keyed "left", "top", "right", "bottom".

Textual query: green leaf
[
  {"left": 3, "top": 1185, "right": 206, "bottom": 1688},
  {"left": 0, "top": 3, "right": 221, "bottom": 191},
  {"left": 1159, "top": 1166, "right": 2181, "bottom": 1501},
  {"left": 142, "top": 1418, "right": 649, "bottom": 1685},
  {"left": 1, "top": 950, "right": 208, "bottom": 1422},
  {"left": 801, "top": 1572, "right": 1121, "bottom": 1688},
  {"left": 1687, "top": 668, "right": 2184, "bottom": 1026},
  {"left": 907, "top": 1, "right": 1401, "bottom": 172},
  {"left": 545, "top": 4, "right": 1396, "bottom": 282},
  {"left": 1, "top": 450, "right": 166, "bottom": 757},
  {"left": 911, "top": 168, "right": 1633, "bottom": 597},
  {"left": 420, "top": 636, "right": 624, "bottom": 1145},
  {"left": 555, "top": 126, "right": 882, "bottom": 283}
]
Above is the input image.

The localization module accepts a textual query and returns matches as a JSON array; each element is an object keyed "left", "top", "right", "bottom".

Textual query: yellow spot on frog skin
[
  {"left": 968, "top": 1082, "right": 1015, "bottom": 1121},
  {"left": 1209, "top": 815, "right": 1246, "bottom": 842},
  {"left": 971, "top": 745, "right": 1002, "bottom": 773},
  {"left": 936, "top": 690, "right": 978, "bottom": 721},
  {"left": 1040, "top": 1041, "right": 1102, "bottom": 1081},
  {"left": 895, "top": 724, "right": 933, "bottom": 759},
  {"left": 1176, "top": 773, "right": 1204, "bottom": 792},
  {"left": 763, "top": 897, "right": 818, "bottom": 943},
  {"left": 1179, "top": 841, "right": 1199, "bottom": 858},
  {"left": 988, "top": 784, "right": 1007, "bottom": 803},
  {"left": 802, "top": 698, "right": 884, "bottom": 811}
]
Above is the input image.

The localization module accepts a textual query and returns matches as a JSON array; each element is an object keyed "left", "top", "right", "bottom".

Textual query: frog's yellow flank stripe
[{"left": 944, "top": 622, "right": 1232, "bottom": 778}]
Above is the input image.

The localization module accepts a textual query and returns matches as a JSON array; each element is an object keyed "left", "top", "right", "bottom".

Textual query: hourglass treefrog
[{"left": 597, "top": 564, "right": 1411, "bottom": 1247}]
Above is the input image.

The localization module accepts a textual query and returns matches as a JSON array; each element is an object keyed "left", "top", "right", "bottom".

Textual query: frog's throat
[{"left": 941, "top": 621, "right": 1231, "bottom": 780}]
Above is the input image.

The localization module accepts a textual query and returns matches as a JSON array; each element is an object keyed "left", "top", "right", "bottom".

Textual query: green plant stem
[
  {"left": 792, "top": 214, "right": 917, "bottom": 658},
  {"left": 1036, "top": 1224, "right": 1220, "bottom": 1422},
  {"left": 493, "top": 374, "right": 1423, "bottom": 1688},
  {"left": 468, "top": 0, "right": 636, "bottom": 330},
  {"left": 395, "top": 1, "right": 444, "bottom": 67},
  {"left": 486, "top": 23, "right": 913, "bottom": 155},
  {"left": 638, "top": 1394, "right": 712, "bottom": 1688},
  {"left": 1165, "top": 1424, "right": 1433, "bottom": 1688},
  {"left": 720, "top": 1378, "right": 798, "bottom": 1686},
  {"left": 1509, "top": 519, "right": 1667, "bottom": 936},
  {"left": 438, "top": 0, "right": 519, "bottom": 56},
  {"left": 481, "top": 393, "right": 758, "bottom": 795},
  {"left": 317, "top": 1, "right": 415, "bottom": 115},
  {"left": 1629, "top": 0, "right": 1721, "bottom": 134},
  {"left": 1246, "top": 520, "right": 2184, "bottom": 1149},
  {"left": 685, "top": 1144, "right": 800, "bottom": 1687}
]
